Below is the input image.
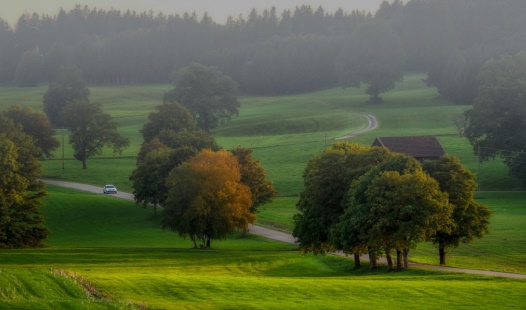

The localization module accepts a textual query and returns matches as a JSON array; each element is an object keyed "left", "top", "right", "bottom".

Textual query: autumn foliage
[{"left": 163, "top": 149, "right": 254, "bottom": 248}]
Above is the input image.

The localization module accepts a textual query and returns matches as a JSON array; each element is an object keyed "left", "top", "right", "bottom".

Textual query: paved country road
[
  {"left": 316, "top": 100, "right": 379, "bottom": 141},
  {"left": 42, "top": 179, "right": 526, "bottom": 279}
]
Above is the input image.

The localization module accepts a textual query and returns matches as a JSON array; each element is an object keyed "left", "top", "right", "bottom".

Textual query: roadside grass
[
  {"left": 255, "top": 197, "right": 298, "bottom": 232},
  {"left": 1, "top": 186, "right": 525, "bottom": 309}
]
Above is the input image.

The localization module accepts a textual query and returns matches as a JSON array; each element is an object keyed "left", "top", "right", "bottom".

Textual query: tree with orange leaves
[{"left": 162, "top": 149, "right": 253, "bottom": 248}]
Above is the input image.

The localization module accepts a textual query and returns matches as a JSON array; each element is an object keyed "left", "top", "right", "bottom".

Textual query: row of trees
[
  {"left": 293, "top": 142, "right": 491, "bottom": 270},
  {"left": 1, "top": 1, "right": 525, "bottom": 100}
]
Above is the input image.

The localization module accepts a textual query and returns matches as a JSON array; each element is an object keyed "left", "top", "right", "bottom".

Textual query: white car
[{"left": 103, "top": 184, "right": 117, "bottom": 194}]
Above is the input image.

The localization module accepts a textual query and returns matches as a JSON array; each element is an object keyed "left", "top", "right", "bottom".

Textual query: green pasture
[
  {"left": 0, "top": 74, "right": 522, "bottom": 194},
  {"left": 1, "top": 186, "right": 525, "bottom": 309}
]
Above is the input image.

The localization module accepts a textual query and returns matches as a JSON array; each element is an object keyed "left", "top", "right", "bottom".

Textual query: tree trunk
[
  {"left": 396, "top": 250, "right": 403, "bottom": 271},
  {"left": 439, "top": 245, "right": 447, "bottom": 265},
  {"left": 386, "top": 250, "right": 393, "bottom": 271},
  {"left": 206, "top": 236, "right": 211, "bottom": 248},
  {"left": 191, "top": 235, "right": 197, "bottom": 249},
  {"left": 153, "top": 204, "right": 158, "bottom": 216},
  {"left": 403, "top": 248, "right": 410, "bottom": 271},
  {"left": 368, "top": 248, "right": 377, "bottom": 270},
  {"left": 353, "top": 253, "right": 361, "bottom": 269},
  {"left": 82, "top": 158, "right": 87, "bottom": 169}
]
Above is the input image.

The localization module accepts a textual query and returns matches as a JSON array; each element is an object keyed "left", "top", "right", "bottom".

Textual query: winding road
[{"left": 317, "top": 100, "right": 379, "bottom": 141}]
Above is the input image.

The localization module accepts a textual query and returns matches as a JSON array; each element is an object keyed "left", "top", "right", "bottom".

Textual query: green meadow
[
  {"left": 1, "top": 74, "right": 521, "bottom": 194},
  {"left": 1, "top": 186, "right": 525, "bottom": 309},
  {"left": 1, "top": 75, "right": 526, "bottom": 308}
]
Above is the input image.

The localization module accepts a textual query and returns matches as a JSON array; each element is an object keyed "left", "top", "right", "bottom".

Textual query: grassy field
[
  {"left": 1, "top": 186, "right": 525, "bottom": 309},
  {"left": 1, "top": 74, "right": 522, "bottom": 195},
  {"left": 1, "top": 75, "right": 526, "bottom": 308}
]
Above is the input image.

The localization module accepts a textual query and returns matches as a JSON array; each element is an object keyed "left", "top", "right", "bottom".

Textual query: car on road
[{"left": 103, "top": 184, "right": 117, "bottom": 194}]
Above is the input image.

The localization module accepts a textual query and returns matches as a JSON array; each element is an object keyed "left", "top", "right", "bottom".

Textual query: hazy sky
[{"left": 0, "top": 0, "right": 384, "bottom": 26}]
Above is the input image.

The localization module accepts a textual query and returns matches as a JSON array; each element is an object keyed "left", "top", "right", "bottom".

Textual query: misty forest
[{"left": 1, "top": 0, "right": 525, "bottom": 102}]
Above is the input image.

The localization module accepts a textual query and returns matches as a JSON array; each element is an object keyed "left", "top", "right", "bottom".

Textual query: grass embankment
[{"left": 1, "top": 186, "right": 525, "bottom": 309}]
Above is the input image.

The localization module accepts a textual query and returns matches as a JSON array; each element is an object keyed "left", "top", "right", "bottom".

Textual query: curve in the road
[
  {"left": 316, "top": 100, "right": 379, "bottom": 140},
  {"left": 336, "top": 113, "right": 378, "bottom": 140}
]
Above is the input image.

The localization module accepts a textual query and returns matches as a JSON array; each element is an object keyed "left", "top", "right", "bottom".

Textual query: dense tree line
[{"left": 0, "top": 1, "right": 524, "bottom": 98}]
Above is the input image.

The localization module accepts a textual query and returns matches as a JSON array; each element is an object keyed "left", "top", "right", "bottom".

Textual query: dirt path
[{"left": 43, "top": 179, "right": 525, "bottom": 279}]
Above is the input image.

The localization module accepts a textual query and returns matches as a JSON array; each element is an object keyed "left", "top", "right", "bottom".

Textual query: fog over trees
[{"left": 0, "top": 0, "right": 524, "bottom": 100}]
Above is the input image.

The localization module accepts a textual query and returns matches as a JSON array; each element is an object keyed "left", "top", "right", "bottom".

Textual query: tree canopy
[
  {"left": 231, "top": 147, "right": 276, "bottom": 214},
  {"left": 0, "top": 115, "right": 48, "bottom": 248},
  {"left": 2, "top": 105, "right": 59, "bottom": 159},
  {"left": 465, "top": 51, "right": 526, "bottom": 184},
  {"left": 131, "top": 101, "right": 219, "bottom": 214},
  {"left": 423, "top": 155, "right": 491, "bottom": 264},
  {"left": 141, "top": 101, "right": 198, "bottom": 142},
  {"left": 334, "top": 154, "right": 451, "bottom": 271},
  {"left": 164, "top": 63, "right": 240, "bottom": 132},
  {"left": 64, "top": 101, "right": 129, "bottom": 169},
  {"left": 162, "top": 149, "right": 254, "bottom": 248},
  {"left": 129, "top": 139, "right": 173, "bottom": 216},
  {"left": 293, "top": 142, "right": 391, "bottom": 258},
  {"left": 43, "top": 64, "right": 90, "bottom": 127},
  {"left": 295, "top": 143, "right": 488, "bottom": 271}
]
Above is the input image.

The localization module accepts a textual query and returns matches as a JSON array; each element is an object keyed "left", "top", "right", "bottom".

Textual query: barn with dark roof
[{"left": 372, "top": 136, "right": 446, "bottom": 161}]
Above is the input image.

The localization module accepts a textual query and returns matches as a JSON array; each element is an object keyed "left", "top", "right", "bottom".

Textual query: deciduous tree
[
  {"left": 164, "top": 63, "right": 240, "bottom": 132},
  {"left": 131, "top": 101, "right": 219, "bottom": 214},
  {"left": 64, "top": 101, "right": 129, "bottom": 169},
  {"left": 129, "top": 139, "right": 172, "bottom": 216},
  {"left": 293, "top": 142, "right": 391, "bottom": 268},
  {"left": 2, "top": 105, "right": 59, "bottom": 158},
  {"left": 423, "top": 155, "right": 491, "bottom": 265},
  {"left": 43, "top": 64, "right": 90, "bottom": 127},
  {"left": 369, "top": 170, "right": 451, "bottom": 270},
  {"left": 0, "top": 115, "right": 48, "bottom": 248},
  {"left": 231, "top": 147, "right": 276, "bottom": 236},
  {"left": 141, "top": 101, "right": 198, "bottom": 142},
  {"left": 465, "top": 51, "right": 526, "bottom": 184},
  {"left": 337, "top": 155, "right": 452, "bottom": 271},
  {"left": 163, "top": 149, "right": 253, "bottom": 248},
  {"left": 231, "top": 147, "right": 276, "bottom": 213}
]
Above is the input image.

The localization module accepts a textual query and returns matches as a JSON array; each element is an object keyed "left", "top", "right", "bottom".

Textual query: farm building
[{"left": 372, "top": 136, "right": 446, "bottom": 161}]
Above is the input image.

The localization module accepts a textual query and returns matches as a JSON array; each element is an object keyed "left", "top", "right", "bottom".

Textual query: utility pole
[
  {"left": 62, "top": 126, "right": 65, "bottom": 170},
  {"left": 477, "top": 146, "right": 481, "bottom": 192}
]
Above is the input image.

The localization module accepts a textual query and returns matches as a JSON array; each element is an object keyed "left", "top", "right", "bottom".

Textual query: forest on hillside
[{"left": 0, "top": 0, "right": 525, "bottom": 103}]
